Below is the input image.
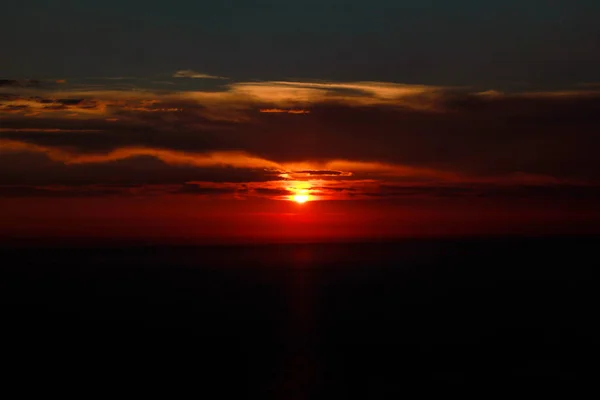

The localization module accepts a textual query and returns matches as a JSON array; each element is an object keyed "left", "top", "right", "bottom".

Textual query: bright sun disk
[{"left": 293, "top": 194, "right": 309, "bottom": 204}]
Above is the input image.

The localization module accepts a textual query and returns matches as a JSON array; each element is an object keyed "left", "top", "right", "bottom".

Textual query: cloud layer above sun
[{"left": 2, "top": 73, "right": 600, "bottom": 203}]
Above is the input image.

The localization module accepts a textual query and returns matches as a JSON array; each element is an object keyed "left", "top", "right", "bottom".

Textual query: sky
[{"left": 1, "top": 1, "right": 600, "bottom": 242}]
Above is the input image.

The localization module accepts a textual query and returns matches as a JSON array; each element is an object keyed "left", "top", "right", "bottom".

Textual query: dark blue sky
[{"left": 2, "top": 0, "right": 599, "bottom": 87}]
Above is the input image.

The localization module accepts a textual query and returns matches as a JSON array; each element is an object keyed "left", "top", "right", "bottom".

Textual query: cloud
[
  {"left": 0, "top": 136, "right": 470, "bottom": 186},
  {"left": 56, "top": 98, "right": 85, "bottom": 106},
  {"left": 0, "top": 79, "right": 19, "bottom": 87},
  {"left": 259, "top": 108, "right": 310, "bottom": 114},
  {"left": 3, "top": 86, "right": 599, "bottom": 177},
  {"left": 0, "top": 138, "right": 283, "bottom": 171},
  {"left": 0, "top": 79, "right": 42, "bottom": 87},
  {"left": 229, "top": 81, "right": 448, "bottom": 109},
  {"left": 2, "top": 134, "right": 594, "bottom": 202},
  {"left": 172, "top": 70, "right": 227, "bottom": 79},
  {"left": 292, "top": 170, "right": 351, "bottom": 177},
  {"left": 0, "top": 128, "right": 102, "bottom": 133},
  {"left": 2, "top": 76, "right": 600, "bottom": 204}
]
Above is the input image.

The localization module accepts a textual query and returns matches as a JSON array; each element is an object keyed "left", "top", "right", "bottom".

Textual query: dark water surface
[{"left": 1, "top": 237, "right": 597, "bottom": 397}]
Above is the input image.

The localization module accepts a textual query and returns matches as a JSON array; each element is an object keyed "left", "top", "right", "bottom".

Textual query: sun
[
  {"left": 290, "top": 187, "right": 311, "bottom": 204},
  {"left": 292, "top": 194, "right": 309, "bottom": 204}
]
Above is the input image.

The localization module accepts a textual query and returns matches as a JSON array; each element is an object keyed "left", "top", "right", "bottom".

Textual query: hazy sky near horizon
[{"left": 1, "top": 1, "right": 600, "bottom": 241}]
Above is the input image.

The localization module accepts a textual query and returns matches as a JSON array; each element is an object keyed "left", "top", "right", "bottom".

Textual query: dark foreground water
[{"left": 1, "top": 236, "right": 597, "bottom": 398}]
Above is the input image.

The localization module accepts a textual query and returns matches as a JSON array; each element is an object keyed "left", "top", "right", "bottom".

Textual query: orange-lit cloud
[
  {"left": 227, "top": 80, "right": 448, "bottom": 109},
  {"left": 2, "top": 77, "right": 600, "bottom": 207},
  {"left": 172, "top": 70, "right": 227, "bottom": 79},
  {"left": 1, "top": 137, "right": 465, "bottom": 186},
  {"left": 0, "top": 139, "right": 281, "bottom": 170},
  {"left": 259, "top": 108, "right": 311, "bottom": 114},
  {"left": 2, "top": 135, "right": 593, "bottom": 204}
]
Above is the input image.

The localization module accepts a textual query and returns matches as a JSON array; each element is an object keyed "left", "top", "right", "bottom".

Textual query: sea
[{"left": 1, "top": 236, "right": 596, "bottom": 398}]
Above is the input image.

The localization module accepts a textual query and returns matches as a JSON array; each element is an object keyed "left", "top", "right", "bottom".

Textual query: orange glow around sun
[
  {"left": 289, "top": 186, "right": 311, "bottom": 203},
  {"left": 293, "top": 194, "right": 309, "bottom": 203}
]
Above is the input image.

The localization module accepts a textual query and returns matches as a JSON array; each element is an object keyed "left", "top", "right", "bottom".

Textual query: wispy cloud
[
  {"left": 172, "top": 70, "right": 227, "bottom": 79},
  {"left": 0, "top": 79, "right": 42, "bottom": 87},
  {"left": 0, "top": 139, "right": 281, "bottom": 170},
  {"left": 230, "top": 81, "right": 448, "bottom": 109},
  {"left": 259, "top": 108, "right": 310, "bottom": 114},
  {"left": 0, "top": 128, "right": 102, "bottom": 133}
]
